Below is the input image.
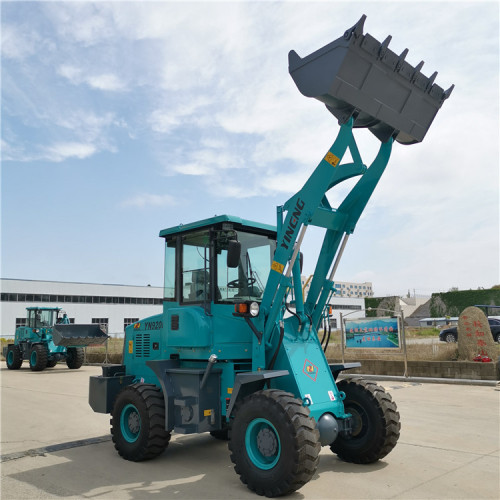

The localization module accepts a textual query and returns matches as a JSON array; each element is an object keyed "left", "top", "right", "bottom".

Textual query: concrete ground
[{"left": 1, "top": 365, "right": 499, "bottom": 500}]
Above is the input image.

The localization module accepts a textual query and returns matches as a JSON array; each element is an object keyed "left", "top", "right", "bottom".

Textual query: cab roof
[
  {"left": 159, "top": 214, "right": 276, "bottom": 238},
  {"left": 26, "top": 307, "right": 62, "bottom": 311}
]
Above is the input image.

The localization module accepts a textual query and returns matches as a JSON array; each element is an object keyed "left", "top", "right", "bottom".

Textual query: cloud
[
  {"left": 43, "top": 142, "right": 97, "bottom": 162},
  {"left": 58, "top": 65, "right": 127, "bottom": 91},
  {"left": 121, "top": 193, "right": 177, "bottom": 208},
  {"left": 1, "top": 23, "right": 40, "bottom": 59}
]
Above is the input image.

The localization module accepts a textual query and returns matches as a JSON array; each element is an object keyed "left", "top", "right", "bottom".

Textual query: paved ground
[{"left": 1, "top": 364, "right": 499, "bottom": 499}]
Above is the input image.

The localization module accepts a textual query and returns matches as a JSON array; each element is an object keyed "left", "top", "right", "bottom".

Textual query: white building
[
  {"left": 1, "top": 279, "right": 163, "bottom": 337},
  {"left": 301, "top": 276, "right": 373, "bottom": 299},
  {"left": 297, "top": 276, "right": 366, "bottom": 328},
  {"left": 1, "top": 278, "right": 365, "bottom": 338},
  {"left": 331, "top": 280, "right": 373, "bottom": 298}
]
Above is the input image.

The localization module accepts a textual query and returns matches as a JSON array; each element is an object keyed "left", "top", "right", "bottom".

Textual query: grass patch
[{"left": 405, "top": 327, "right": 441, "bottom": 338}]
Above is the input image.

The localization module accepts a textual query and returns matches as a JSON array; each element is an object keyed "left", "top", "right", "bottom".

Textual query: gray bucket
[
  {"left": 288, "top": 15, "right": 453, "bottom": 144},
  {"left": 52, "top": 324, "right": 109, "bottom": 347}
]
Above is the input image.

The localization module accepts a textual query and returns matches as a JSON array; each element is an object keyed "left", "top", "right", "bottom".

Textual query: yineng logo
[{"left": 303, "top": 359, "right": 318, "bottom": 381}]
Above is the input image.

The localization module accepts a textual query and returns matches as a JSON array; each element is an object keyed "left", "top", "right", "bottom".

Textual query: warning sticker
[
  {"left": 324, "top": 152, "right": 340, "bottom": 167},
  {"left": 328, "top": 390, "right": 336, "bottom": 401},
  {"left": 271, "top": 260, "right": 284, "bottom": 274}
]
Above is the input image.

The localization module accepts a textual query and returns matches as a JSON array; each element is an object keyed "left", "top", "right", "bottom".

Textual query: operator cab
[
  {"left": 160, "top": 215, "right": 277, "bottom": 307},
  {"left": 26, "top": 307, "right": 61, "bottom": 328}
]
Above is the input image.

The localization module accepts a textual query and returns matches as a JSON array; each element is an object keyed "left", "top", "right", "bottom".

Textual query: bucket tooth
[
  {"left": 426, "top": 71, "right": 438, "bottom": 91},
  {"left": 395, "top": 48, "right": 409, "bottom": 72},
  {"left": 411, "top": 61, "right": 425, "bottom": 83},
  {"left": 343, "top": 14, "right": 366, "bottom": 40},
  {"left": 443, "top": 84, "right": 455, "bottom": 99},
  {"left": 379, "top": 35, "right": 392, "bottom": 59},
  {"left": 288, "top": 15, "right": 454, "bottom": 144}
]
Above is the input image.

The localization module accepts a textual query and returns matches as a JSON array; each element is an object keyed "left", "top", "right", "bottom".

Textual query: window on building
[
  {"left": 15, "top": 318, "right": 27, "bottom": 328},
  {"left": 92, "top": 318, "right": 109, "bottom": 333}
]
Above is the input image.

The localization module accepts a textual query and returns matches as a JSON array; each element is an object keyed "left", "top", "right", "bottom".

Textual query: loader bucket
[
  {"left": 52, "top": 324, "right": 108, "bottom": 347},
  {"left": 288, "top": 15, "right": 454, "bottom": 144}
]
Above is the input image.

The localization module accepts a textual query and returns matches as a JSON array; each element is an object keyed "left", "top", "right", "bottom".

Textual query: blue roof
[
  {"left": 159, "top": 215, "right": 276, "bottom": 237},
  {"left": 26, "top": 307, "right": 62, "bottom": 311}
]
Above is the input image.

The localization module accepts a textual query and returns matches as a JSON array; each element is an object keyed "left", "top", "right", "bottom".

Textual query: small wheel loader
[
  {"left": 89, "top": 16, "right": 453, "bottom": 496},
  {"left": 5, "top": 306, "right": 108, "bottom": 371}
]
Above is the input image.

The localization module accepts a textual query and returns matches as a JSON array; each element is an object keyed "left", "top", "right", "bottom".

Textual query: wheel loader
[
  {"left": 5, "top": 306, "right": 108, "bottom": 371},
  {"left": 89, "top": 16, "right": 453, "bottom": 496}
]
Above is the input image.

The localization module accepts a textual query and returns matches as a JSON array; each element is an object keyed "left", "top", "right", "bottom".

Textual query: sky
[{"left": 1, "top": 0, "right": 499, "bottom": 298}]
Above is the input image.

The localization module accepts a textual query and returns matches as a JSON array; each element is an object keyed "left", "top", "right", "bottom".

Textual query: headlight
[{"left": 249, "top": 302, "right": 260, "bottom": 317}]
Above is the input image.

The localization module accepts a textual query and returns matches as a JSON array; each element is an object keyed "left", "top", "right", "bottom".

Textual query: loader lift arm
[{"left": 259, "top": 120, "right": 392, "bottom": 352}]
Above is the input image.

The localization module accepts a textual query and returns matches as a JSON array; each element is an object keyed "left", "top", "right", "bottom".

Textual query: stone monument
[{"left": 457, "top": 306, "right": 496, "bottom": 361}]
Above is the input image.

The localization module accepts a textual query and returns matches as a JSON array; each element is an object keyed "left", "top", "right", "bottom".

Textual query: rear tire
[
  {"left": 331, "top": 378, "right": 400, "bottom": 464},
  {"left": 6, "top": 345, "right": 23, "bottom": 370},
  {"left": 111, "top": 383, "right": 171, "bottom": 461},
  {"left": 66, "top": 347, "right": 84, "bottom": 369},
  {"left": 29, "top": 344, "right": 48, "bottom": 371},
  {"left": 229, "top": 389, "right": 320, "bottom": 497}
]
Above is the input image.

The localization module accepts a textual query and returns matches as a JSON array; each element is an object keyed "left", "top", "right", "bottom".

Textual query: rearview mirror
[{"left": 227, "top": 240, "right": 241, "bottom": 268}]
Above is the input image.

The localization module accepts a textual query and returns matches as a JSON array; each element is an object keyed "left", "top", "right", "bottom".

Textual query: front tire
[
  {"left": 6, "top": 345, "right": 23, "bottom": 370},
  {"left": 66, "top": 347, "right": 84, "bottom": 369},
  {"left": 111, "top": 383, "right": 171, "bottom": 461},
  {"left": 229, "top": 389, "right": 320, "bottom": 497},
  {"left": 331, "top": 378, "right": 400, "bottom": 464},
  {"left": 29, "top": 345, "right": 48, "bottom": 371},
  {"left": 445, "top": 333, "right": 457, "bottom": 343}
]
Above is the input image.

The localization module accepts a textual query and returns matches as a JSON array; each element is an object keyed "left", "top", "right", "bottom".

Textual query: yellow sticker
[
  {"left": 324, "top": 152, "right": 340, "bottom": 167},
  {"left": 133, "top": 323, "right": 141, "bottom": 329},
  {"left": 227, "top": 388, "right": 233, "bottom": 394},
  {"left": 271, "top": 260, "right": 284, "bottom": 274},
  {"left": 204, "top": 409, "right": 212, "bottom": 417},
  {"left": 128, "top": 340, "right": 133, "bottom": 354}
]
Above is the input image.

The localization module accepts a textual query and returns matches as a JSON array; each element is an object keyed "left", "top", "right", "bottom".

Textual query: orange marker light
[{"left": 234, "top": 303, "right": 248, "bottom": 314}]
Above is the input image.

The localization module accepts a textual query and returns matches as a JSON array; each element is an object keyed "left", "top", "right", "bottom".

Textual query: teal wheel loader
[
  {"left": 89, "top": 16, "right": 452, "bottom": 496},
  {"left": 5, "top": 307, "right": 108, "bottom": 371}
]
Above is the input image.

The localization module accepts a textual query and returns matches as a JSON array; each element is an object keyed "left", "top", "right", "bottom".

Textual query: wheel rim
[
  {"left": 347, "top": 403, "right": 369, "bottom": 439},
  {"left": 7, "top": 350, "right": 14, "bottom": 365},
  {"left": 30, "top": 350, "right": 37, "bottom": 366},
  {"left": 245, "top": 418, "right": 281, "bottom": 470},
  {"left": 446, "top": 334, "right": 456, "bottom": 343},
  {"left": 120, "top": 403, "right": 141, "bottom": 443}
]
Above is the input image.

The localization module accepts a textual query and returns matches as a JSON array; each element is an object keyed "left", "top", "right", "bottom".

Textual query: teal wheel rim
[
  {"left": 7, "top": 350, "right": 13, "bottom": 365},
  {"left": 30, "top": 350, "right": 37, "bottom": 366},
  {"left": 120, "top": 403, "right": 141, "bottom": 443},
  {"left": 245, "top": 418, "right": 281, "bottom": 470}
]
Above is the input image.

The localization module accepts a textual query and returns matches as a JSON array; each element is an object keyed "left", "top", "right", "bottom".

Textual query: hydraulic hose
[
  {"left": 323, "top": 316, "right": 332, "bottom": 353},
  {"left": 320, "top": 317, "right": 327, "bottom": 347},
  {"left": 268, "top": 322, "right": 284, "bottom": 372},
  {"left": 285, "top": 301, "right": 302, "bottom": 331}
]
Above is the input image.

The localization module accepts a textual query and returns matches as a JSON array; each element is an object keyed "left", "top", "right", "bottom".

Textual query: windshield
[
  {"left": 28, "top": 309, "right": 56, "bottom": 328},
  {"left": 216, "top": 230, "right": 275, "bottom": 303}
]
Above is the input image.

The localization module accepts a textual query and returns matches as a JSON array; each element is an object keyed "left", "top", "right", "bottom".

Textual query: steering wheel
[{"left": 227, "top": 277, "right": 256, "bottom": 289}]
